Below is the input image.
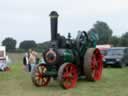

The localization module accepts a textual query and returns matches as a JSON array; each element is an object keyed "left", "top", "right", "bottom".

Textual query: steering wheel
[{"left": 76, "top": 31, "right": 88, "bottom": 51}]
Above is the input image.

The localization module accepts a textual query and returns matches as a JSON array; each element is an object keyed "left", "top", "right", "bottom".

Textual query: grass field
[{"left": 0, "top": 53, "right": 128, "bottom": 96}]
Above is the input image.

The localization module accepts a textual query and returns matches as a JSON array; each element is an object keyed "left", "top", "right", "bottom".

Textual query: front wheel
[{"left": 31, "top": 64, "right": 50, "bottom": 87}]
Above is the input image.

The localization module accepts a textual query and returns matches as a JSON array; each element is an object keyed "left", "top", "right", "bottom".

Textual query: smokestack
[{"left": 49, "top": 11, "right": 59, "bottom": 41}]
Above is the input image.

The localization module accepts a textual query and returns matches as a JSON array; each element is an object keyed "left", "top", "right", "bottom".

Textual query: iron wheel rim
[{"left": 83, "top": 48, "right": 103, "bottom": 81}]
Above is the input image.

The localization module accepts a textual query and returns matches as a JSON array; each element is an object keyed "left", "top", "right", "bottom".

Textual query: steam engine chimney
[{"left": 49, "top": 11, "right": 59, "bottom": 41}]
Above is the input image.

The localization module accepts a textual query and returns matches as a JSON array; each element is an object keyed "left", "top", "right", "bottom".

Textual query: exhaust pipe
[{"left": 49, "top": 11, "right": 59, "bottom": 41}]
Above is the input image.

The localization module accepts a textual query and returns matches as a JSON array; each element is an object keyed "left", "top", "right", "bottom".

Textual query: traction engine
[{"left": 31, "top": 11, "right": 103, "bottom": 89}]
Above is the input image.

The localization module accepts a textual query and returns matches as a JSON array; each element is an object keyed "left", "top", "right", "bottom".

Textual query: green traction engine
[{"left": 31, "top": 11, "right": 103, "bottom": 89}]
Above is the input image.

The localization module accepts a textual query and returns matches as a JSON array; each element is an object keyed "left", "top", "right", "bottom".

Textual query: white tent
[{"left": 96, "top": 44, "right": 112, "bottom": 49}]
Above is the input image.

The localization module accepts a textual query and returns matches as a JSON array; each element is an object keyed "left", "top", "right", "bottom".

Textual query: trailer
[{"left": 0, "top": 46, "right": 10, "bottom": 71}]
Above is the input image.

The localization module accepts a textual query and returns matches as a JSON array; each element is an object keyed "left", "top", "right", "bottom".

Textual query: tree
[
  {"left": 110, "top": 36, "right": 120, "bottom": 47},
  {"left": 2, "top": 37, "right": 17, "bottom": 52},
  {"left": 89, "top": 21, "right": 113, "bottom": 44},
  {"left": 36, "top": 41, "right": 51, "bottom": 52},
  {"left": 119, "top": 32, "right": 128, "bottom": 47},
  {"left": 19, "top": 40, "right": 37, "bottom": 51}
]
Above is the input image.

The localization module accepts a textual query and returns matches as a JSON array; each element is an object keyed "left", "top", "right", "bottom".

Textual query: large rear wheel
[
  {"left": 31, "top": 64, "right": 50, "bottom": 87},
  {"left": 83, "top": 48, "right": 103, "bottom": 81},
  {"left": 58, "top": 63, "right": 78, "bottom": 89}
]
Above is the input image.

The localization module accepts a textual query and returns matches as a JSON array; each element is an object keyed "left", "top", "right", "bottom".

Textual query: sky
[{"left": 0, "top": 0, "right": 128, "bottom": 47}]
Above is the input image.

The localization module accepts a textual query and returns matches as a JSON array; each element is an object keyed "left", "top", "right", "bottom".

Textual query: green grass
[{"left": 0, "top": 53, "right": 128, "bottom": 96}]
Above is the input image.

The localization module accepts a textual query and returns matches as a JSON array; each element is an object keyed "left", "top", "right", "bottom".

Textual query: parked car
[{"left": 103, "top": 47, "right": 128, "bottom": 68}]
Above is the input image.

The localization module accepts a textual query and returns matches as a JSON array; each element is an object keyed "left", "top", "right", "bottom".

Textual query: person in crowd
[
  {"left": 28, "top": 49, "right": 38, "bottom": 72},
  {"left": 23, "top": 52, "right": 30, "bottom": 72}
]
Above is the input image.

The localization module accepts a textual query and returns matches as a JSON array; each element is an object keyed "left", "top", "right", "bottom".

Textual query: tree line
[
  {"left": 1, "top": 21, "right": 128, "bottom": 52},
  {"left": 2, "top": 38, "right": 50, "bottom": 52}
]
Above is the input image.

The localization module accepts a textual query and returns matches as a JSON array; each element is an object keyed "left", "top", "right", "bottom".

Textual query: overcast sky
[{"left": 0, "top": 0, "right": 128, "bottom": 46}]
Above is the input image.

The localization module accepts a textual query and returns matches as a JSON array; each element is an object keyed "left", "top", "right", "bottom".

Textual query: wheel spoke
[
  {"left": 35, "top": 76, "right": 39, "bottom": 80},
  {"left": 43, "top": 68, "right": 47, "bottom": 73},
  {"left": 63, "top": 72, "right": 69, "bottom": 78},
  {"left": 35, "top": 72, "right": 39, "bottom": 76},
  {"left": 43, "top": 78, "right": 47, "bottom": 82},
  {"left": 65, "top": 66, "right": 69, "bottom": 73},
  {"left": 39, "top": 78, "right": 43, "bottom": 86},
  {"left": 69, "top": 66, "right": 73, "bottom": 72},
  {"left": 38, "top": 66, "right": 43, "bottom": 73}
]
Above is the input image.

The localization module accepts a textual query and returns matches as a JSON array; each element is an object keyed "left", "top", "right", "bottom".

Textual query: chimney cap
[{"left": 49, "top": 11, "right": 59, "bottom": 17}]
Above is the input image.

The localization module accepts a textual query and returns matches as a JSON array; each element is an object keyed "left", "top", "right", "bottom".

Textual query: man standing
[
  {"left": 28, "top": 49, "right": 38, "bottom": 72},
  {"left": 23, "top": 52, "right": 31, "bottom": 72}
]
